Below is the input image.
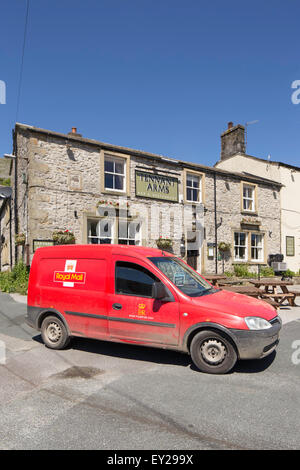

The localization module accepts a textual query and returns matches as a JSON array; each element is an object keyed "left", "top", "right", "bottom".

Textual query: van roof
[{"left": 34, "top": 244, "right": 175, "bottom": 259}]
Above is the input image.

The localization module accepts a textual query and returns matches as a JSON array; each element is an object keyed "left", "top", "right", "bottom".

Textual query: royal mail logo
[
  {"left": 54, "top": 271, "right": 86, "bottom": 283},
  {"left": 53, "top": 260, "right": 86, "bottom": 287}
]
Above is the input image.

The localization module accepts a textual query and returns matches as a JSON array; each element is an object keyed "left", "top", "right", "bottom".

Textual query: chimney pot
[
  {"left": 68, "top": 127, "right": 82, "bottom": 137},
  {"left": 228, "top": 122, "right": 233, "bottom": 129}
]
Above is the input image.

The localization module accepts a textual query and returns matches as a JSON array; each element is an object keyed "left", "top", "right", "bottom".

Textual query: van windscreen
[{"left": 149, "top": 257, "right": 215, "bottom": 297}]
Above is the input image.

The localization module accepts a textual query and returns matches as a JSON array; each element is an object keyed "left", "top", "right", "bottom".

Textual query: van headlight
[{"left": 244, "top": 317, "right": 272, "bottom": 330}]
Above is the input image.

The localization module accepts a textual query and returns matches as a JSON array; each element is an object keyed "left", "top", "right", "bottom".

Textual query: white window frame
[
  {"left": 234, "top": 231, "right": 248, "bottom": 262},
  {"left": 118, "top": 218, "right": 141, "bottom": 246},
  {"left": 242, "top": 184, "right": 256, "bottom": 212},
  {"left": 186, "top": 172, "right": 202, "bottom": 203},
  {"left": 104, "top": 155, "right": 126, "bottom": 192},
  {"left": 251, "top": 233, "right": 264, "bottom": 262},
  {"left": 87, "top": 218, "right": 115, "bottom": 244}
]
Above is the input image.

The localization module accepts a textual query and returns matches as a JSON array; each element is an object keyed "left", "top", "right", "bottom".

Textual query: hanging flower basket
[
  {"left": 15, "top": 233, "right": 26, "bottom": 246},
  {"left": 156, "top": 237, "right": 173, "bottom": 250},
  {"left": 53, "top": 230, "right": 76, "bottom": 245},
  {"left": 218, "top": 242, "right": 231, "bottom": 252}
]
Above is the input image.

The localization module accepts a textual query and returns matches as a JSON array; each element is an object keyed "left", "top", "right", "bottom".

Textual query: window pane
[
  {"left": 114, "top": 174, "right": 124, "bottom": 190},
  {"left": 192, "top": 178, "right": 199, "bottom": 189},
  {"left": 115, "top": 161, "right": 125, "bottom": 174},
  {"left": 89, "top": 238, "right": 99, "bottom": 244},
  {"left": 105, "top": 174, "right": 113, "bottom": 189},
  {"left": 104, "top": 159, "right": 114, "bottom": 173},
  {"left": 192, "top": 189, "right": 198, "bottom": 201},
  {"left": 118, "top": 220, "right": 128, "bottom": 239},
  {"left": 100, "top": 220, "right": 111, "bottom": 237},
  {"left": 116, "top": 262, "right": 156, "bottom": 297},
  {"left": 89, "top": 221, "right": 97, "bottom": 237}
]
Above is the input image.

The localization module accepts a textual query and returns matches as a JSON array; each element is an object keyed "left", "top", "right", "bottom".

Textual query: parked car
[{"left": 26, "top": 244, "right": 281, "bottom": 374}]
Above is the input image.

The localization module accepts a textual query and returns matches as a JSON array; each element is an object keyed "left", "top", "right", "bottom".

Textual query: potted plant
[
  {"left": 218, "top": 242, "right": 231, "bottom": 252},
  {"left": 156, "top": 236, "right": 173, "bottom": 250},
  {"left": 52, "top": 230, "right": 76, "bottom": 245},
  {"left": 15, "top": 233, "right": 26, "bottom": 246}
]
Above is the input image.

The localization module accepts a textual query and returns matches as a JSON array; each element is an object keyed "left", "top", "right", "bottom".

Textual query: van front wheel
[
  {"left": 41, "top": 315, "right": 70, "bottom": 350},
  {"left": 190, "top": 330, "right": 237, "bottom": 374}
]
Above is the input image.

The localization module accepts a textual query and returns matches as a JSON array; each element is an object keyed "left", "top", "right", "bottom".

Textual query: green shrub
[
  {"left": 0, "top": 177, "right": 11, "bottom": 186},
  {"left": 0, "top": 262, "right": 29, "bottom": 295},
  {"left": 233, "top": 264, "right": 254, "bottom": 278},
  {"left": 259, "top": 266, "right": 275, "bottom": 277},
  {"left": 285, "top": 269, "right": 296, "bottom": 277},
  {"left": 224, "top": 271, "right": 234, "bottom": 278}
]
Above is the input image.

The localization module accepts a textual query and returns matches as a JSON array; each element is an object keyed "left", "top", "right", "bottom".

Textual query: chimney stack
[
  {"left": 68, "top": 127, "right": 82, "bottom": 137},
  {"left": 220, "top": 122, "right": 245, "bottom": 160}
]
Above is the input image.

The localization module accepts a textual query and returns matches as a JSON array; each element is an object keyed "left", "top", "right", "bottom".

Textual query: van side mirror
[{"left": 152, "top": 282, "right": 173, "bottom": 302}]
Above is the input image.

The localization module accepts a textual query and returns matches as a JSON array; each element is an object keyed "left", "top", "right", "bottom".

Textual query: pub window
[
  {"left": 115, "top": 261, "right": 158, "bottom": 297},
  {"left": 186, "top": 173, "right": 202, "bottom": 203},
  {"left": 242, "top": 184, "right": 256, "bottom": 212},
  {"left": 251, "top": 233, "right": 264, "bottom": 261},
  {"left": 104, "top": 155, "right": 126, "bottom": 192},
  {"left": 87, "top": 219, "right": 114, "bottom": 244},
  {"left": 286, "top": 236, "right": 295, "bottom": 256},
  {"left": 118, "top": 219, "right": 141, "bottom": 245},
  {"left": 234, "top": 232, "right": 248, "bottom": 261}
]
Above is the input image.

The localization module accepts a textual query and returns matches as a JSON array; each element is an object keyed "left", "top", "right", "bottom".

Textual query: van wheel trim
[
  {"left": 41, "top": 315, "right": 70, "bottom": 350},
  {"left": 46, "top": 321, "right": 62, "bottom": 343},
  {"left": 200, "top": 339, "right": 227, "bottom": 365}
]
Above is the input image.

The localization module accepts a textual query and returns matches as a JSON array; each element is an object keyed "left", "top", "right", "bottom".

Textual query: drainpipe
[
  {"left": 13, "top": 129, "right": 18, "bottom": 265},
  {"left": 9, "top": 197, "right": 12, "bottom": 270},
  {"left": 214, "top": 172, "right": 218, "bottom": 274}
]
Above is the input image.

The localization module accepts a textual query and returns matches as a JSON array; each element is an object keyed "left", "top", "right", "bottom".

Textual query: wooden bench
[
  {"left": 260, "top": 292, "right": 296, "bottom": 306},
  {"left": 287, "top": 290, "right": 300, "bottom": 297},
  {"left": 260, "top": 298, "right": 280, "bottom": 309}
]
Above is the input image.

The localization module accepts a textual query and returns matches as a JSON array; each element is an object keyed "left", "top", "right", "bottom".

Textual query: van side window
[{"left": 115, "top": 261, "right": 157, "bottom": 298}]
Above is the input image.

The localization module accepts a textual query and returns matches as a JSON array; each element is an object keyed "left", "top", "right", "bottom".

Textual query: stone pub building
[{"left": 0, "top": 122, "right": 282, "bottom": 274}]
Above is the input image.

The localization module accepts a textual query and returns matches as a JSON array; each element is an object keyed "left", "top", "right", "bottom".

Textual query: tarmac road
[{"left": 0, "top": 291, "right": 300, "bottom": 450}]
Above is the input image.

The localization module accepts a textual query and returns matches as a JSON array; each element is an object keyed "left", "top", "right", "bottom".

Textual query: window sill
[
  {"left": 232, "top": 261, "right": 266, "bottom": 265},
  {"left": 103, "top": 188, "right": 128, "bottom": 196},
  {"left": 241, "top": 211, "right": 258, "bottom": 216}
]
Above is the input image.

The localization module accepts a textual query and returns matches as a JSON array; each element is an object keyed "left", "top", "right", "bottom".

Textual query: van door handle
[{"left": 112, "top": 303, "right": 122, "bottom": 310}]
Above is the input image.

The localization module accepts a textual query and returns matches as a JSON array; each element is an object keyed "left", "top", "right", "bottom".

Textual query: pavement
[{"left": 0, "top": 291, "right": 300, "bottom": 450}]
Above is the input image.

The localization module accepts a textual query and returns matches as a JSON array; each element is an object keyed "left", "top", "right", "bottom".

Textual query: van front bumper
[{"left": 230, "top": 316, "right": 282, "bottom": 360}]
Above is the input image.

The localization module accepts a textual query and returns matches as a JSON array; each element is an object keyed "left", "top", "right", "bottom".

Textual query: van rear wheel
[
  {"left": 190, "top": 330, "right": 237, "bottom": 374},
  {"left": 41, "top": 315, "right": 70, "bottom": 350}
]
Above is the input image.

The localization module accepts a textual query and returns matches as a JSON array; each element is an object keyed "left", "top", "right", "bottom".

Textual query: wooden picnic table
[
  {"left": 220, "top": 285, "right": 280, "bottom": 308},
  {"left": 249, "top": 280, "right": 296, "bottom": 306},
  {"left": 203, "top": 275, "right": 227, "bottom": 286}
]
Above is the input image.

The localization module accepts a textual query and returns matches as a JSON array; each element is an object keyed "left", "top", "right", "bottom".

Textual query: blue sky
[{"left": 1, "top": 0, "right": 300, "bottom": 167}]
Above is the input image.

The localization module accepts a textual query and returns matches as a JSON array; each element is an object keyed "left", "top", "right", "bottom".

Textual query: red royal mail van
[{"left": 26, "top": 244, "right": 281, "bottom": 374}]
